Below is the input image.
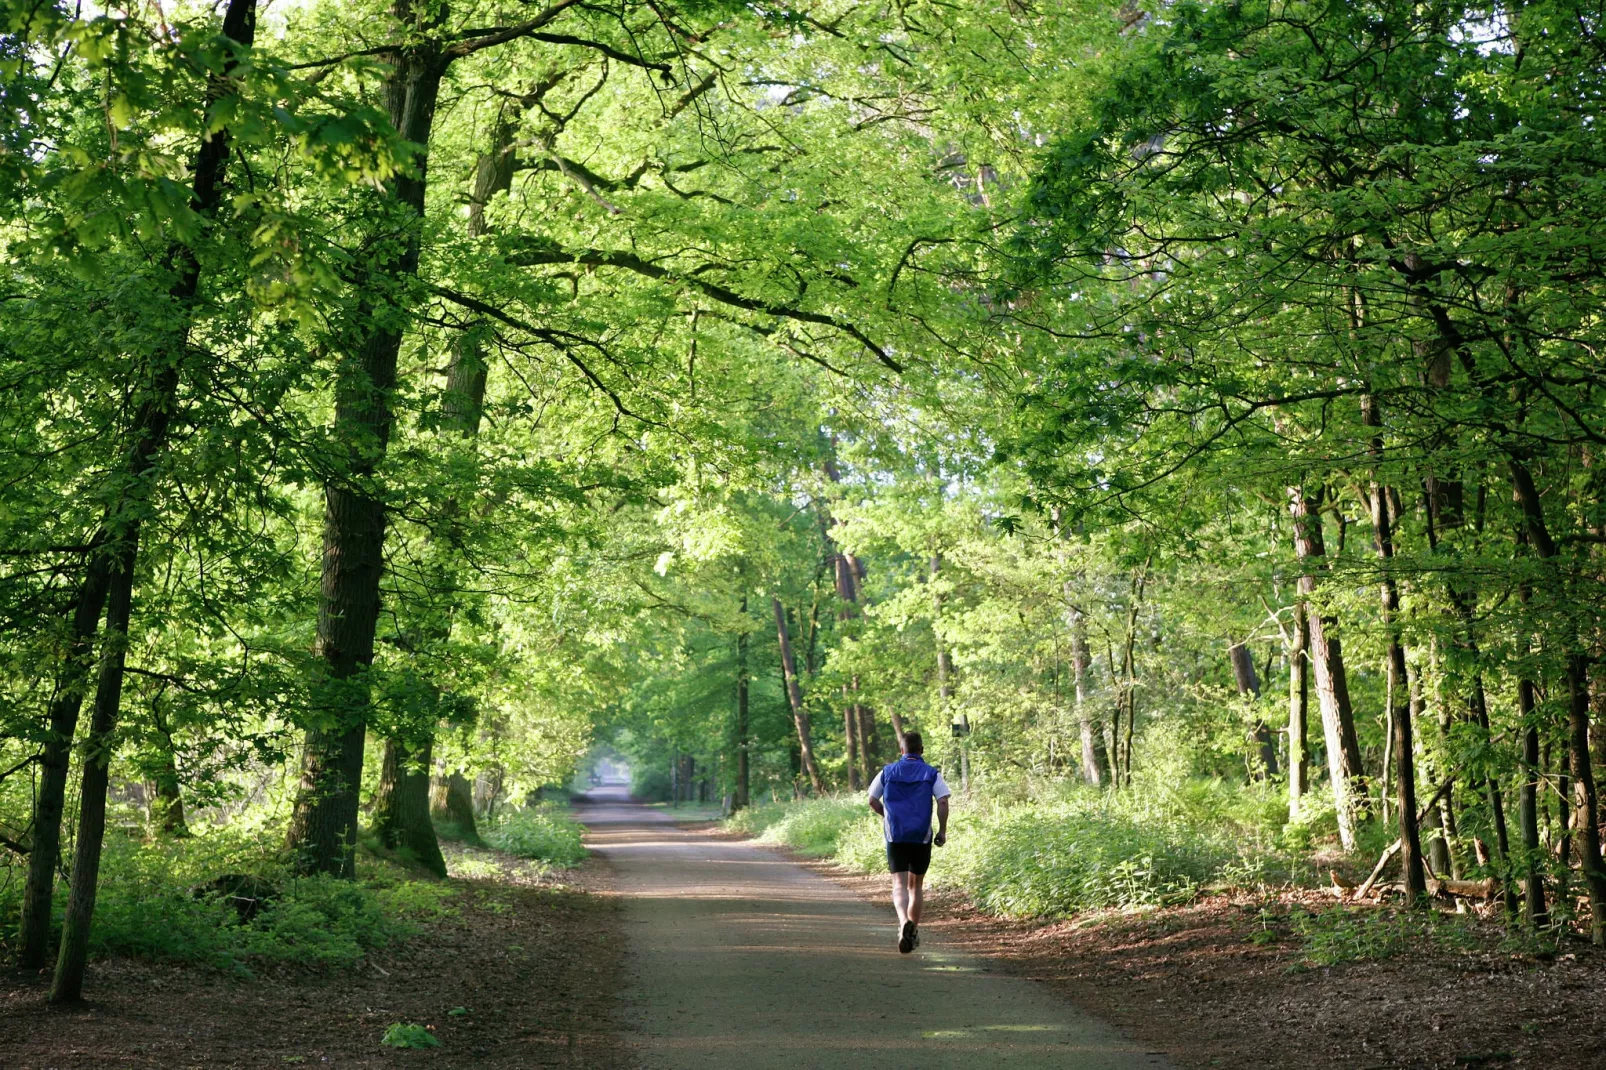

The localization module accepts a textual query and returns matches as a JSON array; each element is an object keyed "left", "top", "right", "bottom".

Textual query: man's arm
[
  {"left": 869, "top": 797, "right": 885, "bottom": 817},
  {"left": 868, "top": 772, "right": 884, "bottom": 817},
  {"left": 933, "top": 796, "right": 949, "bottom": 846}
]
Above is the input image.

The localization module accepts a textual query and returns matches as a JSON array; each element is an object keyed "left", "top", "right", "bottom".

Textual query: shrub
[
  {"left": 726, "top": 773, "right": 1297, "bottom": 918},
  {"left": 483, "top": 804, "right": 586, "bottom": 867},
  {"left": 0, "top": 817, "right": 458, "bottom": 973},
  {"left": 745, "top": 797, "right": 870, "bottom": 857}
]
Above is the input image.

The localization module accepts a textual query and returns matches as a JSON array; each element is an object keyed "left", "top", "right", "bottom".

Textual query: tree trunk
[
  {"left": 842, "top": 698, "right": 860, "bottom": 791},
  {"left": 51, "top": 554, "right": 137, "bottom": 1002},
  {"left": 735, "top": 597, "right": 750, "bottom": 811},
  {"left": 1567, "top": 657, "right": 1606, "bottom": 944},
  {"left": 1289, "top": 485, "right": 1368, "bottom": 848},
  {"left": 1361, "top": 395, "right": 1427, "bottom": 901},
  {"left": 1427, "top": 483, "right": 1516, "bottom": 909},
  {"left": 148, "top": 751, "right": 188, "bottom": 838},
  {"left": 430, "top": 769, "right": 481, "bottom": 842},
  {"left": 774, "top": 598, "right": 824, "bottom": 792},
  {"left": 371, "top": 737, "right": 446, "bottom": 875},
  {"left": 287, "top": 31, "right": 446, "bottom": 877},
  {"left": 1066, "top": 591, "right": 1108, "bottom": 786},
  {"left": 370, "top": 107, "right": 514, "bottom": 850},
  {"left": 1509, "top": 457, "right": 1606, "bottom": 941},
  {"left": 44, "top": 0, "right": 258, "bottom": 993},
  {"left": 1287, "top": 601, "right": 1310, "bottom": 814},
  {"left": 20, "top": 557, "right": 112, "bottom": 968},
  {"left": 1518, "top": 673, "right": 1548, "bottom": 927},
  {"left": 1230, "top": 641, "right": 1278, "bottom": 777},
  {"left": 856, "top": 698, "right": 879, "bottom": 782}
]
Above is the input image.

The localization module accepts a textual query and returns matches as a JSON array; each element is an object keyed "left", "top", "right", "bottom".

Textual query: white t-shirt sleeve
[
  {"left": 867, "top": 771, "right": 884, "bottom": 801},
  {"left": 932, "top": 771, "right": 952, "bottom": 799}
]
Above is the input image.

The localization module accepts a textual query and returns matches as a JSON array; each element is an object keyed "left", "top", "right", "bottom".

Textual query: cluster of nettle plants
[{"left": 3, "top": 0, "right": 1605, "bottom": 1007}]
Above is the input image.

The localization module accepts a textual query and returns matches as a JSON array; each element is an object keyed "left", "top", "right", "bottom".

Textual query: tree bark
[
  {"left": 1426, "top": 480, "right": 1516, "bottom": 910},
  {"left": 774, "top": 597, "right": 824, "bottom": 792},
  {"left": 1230, "top": 642, "right": 1278, "bottom": 777},
  {"left": 287, "top": 19, "right": 446, "bottom": 877},
  {"left": 1287, "top": 601, "right": 1310, "bottom": 813},
  {"left": 50, "top": 555, "right": 138, "bottom": 1003},
  {"left": 1518, "top": 672, "right": 1548, "bottom": 927},
  {"left": 430, "top": 768, "right": 480, "bottom": 841},
  {"left": 1361, "top": 395, "right": 1427, "bottom": 901},
  {"left": 371, "top": 736, "right": 446, "bottom": 874},
  {"left": 44, "top": 0, "right": 258, "bottom": 995},
  {"left": 369, "top": 110, "right": 513, "bottom": 871},
  {"left": 1071, "top": 604, "right": 1108, "bottom": 786},
  {"left": 148, "top": 737, "right": 188, "bottom": 838},
  {"left": 1509, "top": 457, "right": 1606, "bottom": 941},
  {"left": 20, "top": 557, "right": 112, "bottom": 968},
  {"left": 1289, "top": 485, "right": 1368, "bottom": 848},
  {"left": 735, "top": 595, "right": 750, "bottom": 811}
]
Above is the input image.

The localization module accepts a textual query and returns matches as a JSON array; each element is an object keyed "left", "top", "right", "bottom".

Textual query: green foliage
[
  {"left": 1293, "top": 908, "right": 1479, "bottom": 967},
  {"left": 380, "top": 1023, "right": 441, "bottom": 1050},
  {"left": 0, "top": 821, "right": 455, "bottom": 971},
  {"left": 482, "top": 806, "right": 586, "bottom": 868},
  {"left": 729, "top": 772, "right": 1298, "bottom": 917},
  {"left": 732, "top": 797, "right": 872, "bottom": 858}
]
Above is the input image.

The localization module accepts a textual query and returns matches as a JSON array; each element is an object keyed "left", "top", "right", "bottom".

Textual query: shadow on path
[{"left": 579, "top": 787, "right": 1177, "bottom": 1070}]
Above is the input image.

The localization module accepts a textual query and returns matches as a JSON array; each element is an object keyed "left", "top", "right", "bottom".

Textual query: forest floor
[
  {"left": 776, "top": 849, "right": 1606, "bottom": 1070},
  {"left": 0, "top": 845, "right": 629, "bottom": 1070}
]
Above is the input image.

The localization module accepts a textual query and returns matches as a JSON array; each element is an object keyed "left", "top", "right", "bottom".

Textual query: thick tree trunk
[
  {"left": 371, "top": 736, "right": 446, "bottom": 875},
  {"left": 1287, "top": 602, "right": 1310, "bottom": 813},
  {"left": 774, "top": 598, "right": 824, "bottom": 792},
  {"left": 148, "top": 748, "right": 188, "bottom": 838},
  {"left": 43, "top": 0, "right": 257, "bottom": 993},
  {"left": 735, "top": 598, "right": 750, "bottom": 811},
  {"left": 287, "top": 32, "right": 445, "bottom": 877},
  {"left": 430, "top": 769, "right": 480, "bottom": 842},
  {"left": 1289, "top": 485, "right": 1368, "bottom": 848},
  {"left": 368, "top": 128, "right": 507, "bottom": 864},
  {"left": 1230, "top": 642, "right": 1278, "bottom": 777}
]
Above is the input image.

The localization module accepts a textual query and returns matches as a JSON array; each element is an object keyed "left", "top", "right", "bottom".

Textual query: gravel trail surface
[{"left": 580, "top": 787, "right": 1175, "bottom": 1070}]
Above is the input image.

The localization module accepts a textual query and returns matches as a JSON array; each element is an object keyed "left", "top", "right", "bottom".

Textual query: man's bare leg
[
  {"left": 908, "top": 872, "right": 925, "bottom": 925},
  {"left": 891, "top": 872, "right": 911, "bottom": 927}
]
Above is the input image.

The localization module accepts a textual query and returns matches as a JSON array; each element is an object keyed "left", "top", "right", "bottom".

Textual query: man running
[{"left": 867, "top": 731, "right": 950, "bottom": 954}]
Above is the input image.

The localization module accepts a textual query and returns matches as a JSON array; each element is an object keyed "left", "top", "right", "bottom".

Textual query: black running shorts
[{"left": 885, "top": 841, "right": 932, "bottom": 875}]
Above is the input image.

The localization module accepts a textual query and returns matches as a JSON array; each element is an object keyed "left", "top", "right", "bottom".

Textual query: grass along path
[{"left": 0, "top": 841, "right": 628, "bottom": 1069}]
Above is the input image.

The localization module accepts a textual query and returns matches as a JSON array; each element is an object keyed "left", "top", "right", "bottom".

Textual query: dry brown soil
[{"left": 0, "top": 847, "right": 629, "bottom": 1070}]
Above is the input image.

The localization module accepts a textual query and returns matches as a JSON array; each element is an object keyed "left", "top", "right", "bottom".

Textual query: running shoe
[
  {"left": 899, "top": 920, "right": 916, "bottom": 954},
  {"left": 910, "top": 923, "right": 920, "bottom": 950}
]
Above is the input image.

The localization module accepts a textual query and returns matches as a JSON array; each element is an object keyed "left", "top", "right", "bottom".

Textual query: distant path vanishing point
[{"left": 579, "top": 787, "right": 1178, "bottom": 1070}]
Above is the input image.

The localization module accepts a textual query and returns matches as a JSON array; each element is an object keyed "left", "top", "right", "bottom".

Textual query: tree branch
[{"left": 505, "top": 244, "right": 903, "bottom": 373}]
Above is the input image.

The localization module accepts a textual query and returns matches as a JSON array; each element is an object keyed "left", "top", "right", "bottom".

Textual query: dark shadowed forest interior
[{"left": 3, "top": 0, "right": 1606, "bottom": 1066}]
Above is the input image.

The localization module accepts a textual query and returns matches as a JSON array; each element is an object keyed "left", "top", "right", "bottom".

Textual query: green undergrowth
[
  {"left": 482, "top": 803, "right": 586, "bottom": 868},
  {"left": 1291, "top": 906, "right": 1482, "bottom": 966},
  {"left": 728, "top": 771, "right": 1321, "bottom": 917},
  {"left": 0, "top": 818, "right": 457, "bottom": 974}
]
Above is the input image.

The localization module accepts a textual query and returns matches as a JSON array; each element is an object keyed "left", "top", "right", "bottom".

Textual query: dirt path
[{"left": 580, "top": 787, "right": 1174, "bottom": 1070}]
